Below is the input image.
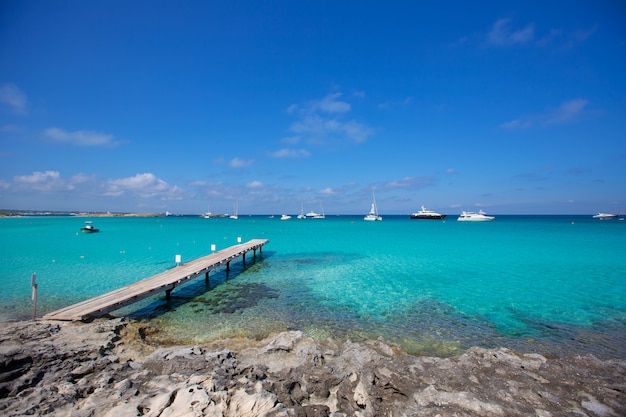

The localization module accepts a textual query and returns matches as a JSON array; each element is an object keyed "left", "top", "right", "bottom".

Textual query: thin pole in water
[{"left": 31, "top": 273, "right": 38, "bottom": 321}]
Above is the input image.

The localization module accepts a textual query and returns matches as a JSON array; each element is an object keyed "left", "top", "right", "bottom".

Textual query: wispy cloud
[
  {"left": 386, "top": 176, "right": 436, "bottom": 189},
  {"left": 247, "top": 180, "right": 263, "bottom": 188},
  {"left": 544, "top": 98, "right": 588, "bottom": 125},
  {"left": 287, "top": 92, "right": 374, "bottom": 144},
  {"left": 487, "top": 18, "right": 534, "bottom": 46},
  {"left": 229, "top": 157, "right": 254, "bottom": 168},
  {"left": 316, "top": 92, "right": 351, "bottom": 113},
  {"left": 378, "top": 97, "right": 412, "bottom": 110},
  {"left": 500, "top": 98, "right": 589, "bottom": 129},
  {"left": 13, "top": 170, "right": 71, "bottom": 192},
  {"left": 484, "top": 18, "right": 595, "bottom": 49},
  {"left": 43, "top": 127, "right": 120, "bottom": 147},
  {"left": 268, "top": 148, "right": 311, "bottom": 158},
  {"left": 104, "top": 173, "right": 185, "bottom": 200},
  {"left": 0, "top": 83, "right": 28, "bottom": 115}
]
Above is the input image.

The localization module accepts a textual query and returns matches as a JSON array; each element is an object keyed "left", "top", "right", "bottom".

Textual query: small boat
[
  {"left": 457, "top": 210, "right": 495, "bottom": 222},
  {"left": 80, "top": 221, "right": 99, "bottom": 233},
  {"left": 592, "top": 213, "right": 618, "bottom": 220},
  {"left": 280, "top": 214, "right": 292, "bottom": 220},
  {"left": 229, "top": 201, "right": 239, "bottom": 220},
  {"left": 297, "top": 202, "right": 306, "bottom": 219},
  {"left": 364, "top": 193, "right": 382, "bottom": 221},
  {"left": 306, "top": 202, "right": 326, "bottom": 219},
  {"left": 410, "top": 206, "right": 446, "bottom": 220},
  {"left": 305, "top": 211, "right": 325, "bottom": 219}
]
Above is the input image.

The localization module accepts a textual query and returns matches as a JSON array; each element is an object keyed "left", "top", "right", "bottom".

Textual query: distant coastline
[{"left": 0, "top": 209, "right": 164, "bottom": 218}]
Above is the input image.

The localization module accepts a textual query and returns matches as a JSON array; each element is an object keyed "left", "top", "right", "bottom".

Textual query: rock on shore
[{"left": 0, "top": 318, "right": 624, "bottom": 417}]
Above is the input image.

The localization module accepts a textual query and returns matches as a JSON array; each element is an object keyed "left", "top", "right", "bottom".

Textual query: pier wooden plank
[{"left": 43, "top": 239, "right": 268, "bottom": 321}]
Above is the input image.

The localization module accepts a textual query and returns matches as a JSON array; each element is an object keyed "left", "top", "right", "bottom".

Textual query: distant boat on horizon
[
  {"left": 457, "top": 210, "right": 494, "bottom": 222},
  {"left": 229, "top": 201, "right": 239, "bottom": 220},
  {"left": 364, "top": 193, "right": 382, "bottom": 221},
  {"left": 297, "top": 202, "right": 306, "bottom": 219},
  {"left": 306, "top": 202, "right": 325, "bottom": 219},
  {"left": 410, "top": 206, "right": 446, "bottom": 220},
  {"left": 592, "top": 212, "right": 618, "bottom": 220}
]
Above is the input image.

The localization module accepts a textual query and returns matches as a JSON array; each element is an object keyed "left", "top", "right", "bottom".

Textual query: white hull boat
[
  {"left": 410, "top": 206, "right": 446, "bottom": 220},
  {"left": 457, "top": 210, "right": 495, "bottom": 222},
  {"left": 364, "top": 193, "right": 382, "bottom": 221},
  {"left": 592, "top": 213, "right": 618, "bottom": 220}
]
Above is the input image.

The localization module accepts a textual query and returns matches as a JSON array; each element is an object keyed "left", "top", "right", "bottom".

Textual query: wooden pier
[{"left": 43, "top": 239, "right": 268, "bottom": 321}]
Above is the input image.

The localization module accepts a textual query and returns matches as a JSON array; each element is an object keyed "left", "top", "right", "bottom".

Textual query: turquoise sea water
[{"left": 1, "top": 215, "right": 625, "bottom": 358}]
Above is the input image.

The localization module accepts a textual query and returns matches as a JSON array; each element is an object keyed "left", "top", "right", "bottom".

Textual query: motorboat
[
  {"left": 306, "top": 202, "right": 325, "bottom": 219},
  {"left": 80, "top": 221, "right": 99, "bottom": 233},
  {"left": 364, "top": 193, "right": 382, "bottom": 221},
  {"left": 280, "top": 214, "right": 292, "bottom": 220},
  {"left": 305, "top": 211, "right": 325, "bottom": 219},
  {"left": 457, "top": 210, "right": 495, "bottom": 222},
  {"left": 410, "top": 206, "right": 446, "bottom": 220},
  {"left": 592, "top": 213, "right": 618, "bottom": 220}
]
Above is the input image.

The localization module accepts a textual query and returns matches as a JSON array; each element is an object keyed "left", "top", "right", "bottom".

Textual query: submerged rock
[{"left": 0, "top": 318, "right": 624, "bottom": 417}]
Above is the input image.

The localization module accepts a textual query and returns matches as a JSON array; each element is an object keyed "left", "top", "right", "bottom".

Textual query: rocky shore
[{"left": 1, "top": 319, "right": 624, "bottom": 417}]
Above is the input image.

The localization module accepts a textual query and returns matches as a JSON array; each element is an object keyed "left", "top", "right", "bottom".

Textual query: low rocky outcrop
[{"left": 0, "top": 318, "right": 624, "bottom": 416}]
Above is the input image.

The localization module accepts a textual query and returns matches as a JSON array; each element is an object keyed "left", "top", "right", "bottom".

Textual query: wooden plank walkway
[{"left": 43, "top": 239, "right": 269, "bottom": 321}]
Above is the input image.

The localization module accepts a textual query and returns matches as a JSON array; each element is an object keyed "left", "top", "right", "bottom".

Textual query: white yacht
[
  {"left": 457, "top": 210, "right": 495, "bottom": 222},
  {"left": 364, "top": 193, "right": 382, "bottom": 221},
  {"left": 306, "top": 202, "right": 325, "bottom": 219},
  {"left": 410, "top": 206, "right": 446, "bottom": 220},
  {"left": 280, "top": 214, "right": 292, "bottom": 220},
  {"left": 306, "top": 211, "right": 325, "bottom": 219},
  {"left": 592, "top": 212, "right": 618, "bottom": 220}
]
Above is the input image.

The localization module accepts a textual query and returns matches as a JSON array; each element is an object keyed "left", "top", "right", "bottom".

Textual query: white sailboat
[
  {"left": 229, "top": 201, "right": 239, "bottom": 220},
  {"left": 297, "top": 202, "right": 306, "bottom": 219},
  {"left": 364, "top": 193, "right": 382, "bottom": 221}
]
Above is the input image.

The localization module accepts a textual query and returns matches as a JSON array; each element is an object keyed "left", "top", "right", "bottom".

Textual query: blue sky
[{"left": 1, "top": 1, "right": 625, "bottom": 215}]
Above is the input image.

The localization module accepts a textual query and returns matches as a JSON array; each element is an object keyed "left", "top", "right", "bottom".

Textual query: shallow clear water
[{"left": 1, "top": 215, "right": 625, "bottom": 358}]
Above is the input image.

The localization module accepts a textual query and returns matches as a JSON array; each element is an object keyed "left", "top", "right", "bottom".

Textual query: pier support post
[
  {"left": 165, "top": 289, "right": 172, "bottom": 300},
  {"left": 205, "top": 271, "right": 210, "bottom": 285},
  {"left": 226, "top": 261, "right": 230, "bottom": 277},
  {"left": 243, "top": 252, "right": 246, "bottom": 266}
]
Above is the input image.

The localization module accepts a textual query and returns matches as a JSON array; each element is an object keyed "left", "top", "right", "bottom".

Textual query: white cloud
[
  {"left": 499, "top": 119, "right": 532, "bottom": 129},
  {"left": 105, "top": 173, "right": 185, "bottom": 200},
  {"left": 247, "top": 181, "right": 263, "bottom": 188},
  {"left": 268, "top": 148, "right": 311, "bottom": 158},
  {"left": 287, "top": 92, "right": 374, "bottom": 144},
  {"left": 229, "top": 157, "right": 254, "bottom": 168},
  {"left": 319, "top": 187, "right": 336, "bottom": 195},
  {"left": 0, "top": 83, "right": 28, "bottom": 114},
  {"left": 316, "top": 93, "right": 351, "bottom": 113},
  {"left": 13, "top": 170, "right": 71, "bottom": 192},
  {"left": 487, "top": 18, "right": 534, "bottom": 46},
  {"left": 43, "top": 127, "right": 118, "bottom": 147},
  {"left": 290, "top": 114, "right": 373, "bottom": 144}
]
